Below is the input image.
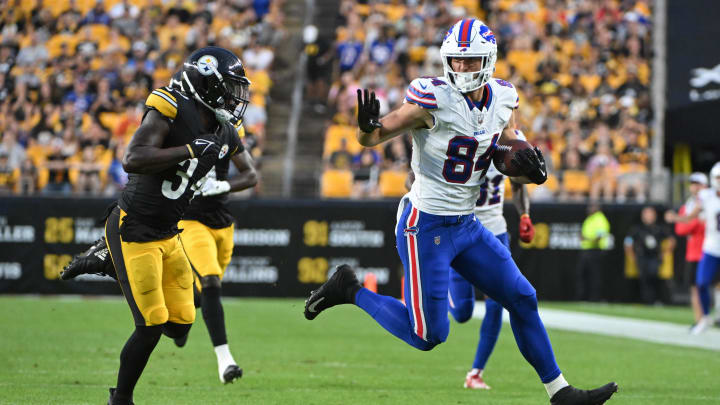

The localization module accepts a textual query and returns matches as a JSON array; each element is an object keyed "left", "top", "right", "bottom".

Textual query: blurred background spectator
[
  {"left": 668, "top": 173, "right": 708, "bottom": 324},
  {"left": 576, "top": 203, "right": 611, "bottom": 301},
  {"left": 625, "top": 206, "right": 675, "bottom": 305}
]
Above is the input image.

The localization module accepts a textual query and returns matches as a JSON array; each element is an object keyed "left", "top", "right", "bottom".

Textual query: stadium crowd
[
  {"left": 0, "top": 0, "right": 282, "bottom": 196},
  {"left": 319, "top": 0, "right": 653, "bottom": 202}
]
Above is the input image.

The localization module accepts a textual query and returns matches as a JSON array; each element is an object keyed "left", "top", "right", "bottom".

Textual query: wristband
[{"left": 186, "top": 144, "right": 195, "bottom": 159}]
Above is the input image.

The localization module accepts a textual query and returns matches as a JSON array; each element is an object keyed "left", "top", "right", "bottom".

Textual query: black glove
[
  {"left": 512, "top": 146, "right": 547, "bottom": 184},
  {"left": 357, "top": 88, "right": 382, "bottom": 133},
  {"left": 187, "top": 135, "right": 221, "bottom": 159}
]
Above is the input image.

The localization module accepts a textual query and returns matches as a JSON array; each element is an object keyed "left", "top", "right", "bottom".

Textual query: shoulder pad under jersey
[
  {"left": 145, "top": 87, "right": 178, "bottom": 120},
  {"left": 490, "top": 78, "right": 519, "bottom": 126},
  {"left": 404, "top": 77, "right": 448, "bottom": 110}
]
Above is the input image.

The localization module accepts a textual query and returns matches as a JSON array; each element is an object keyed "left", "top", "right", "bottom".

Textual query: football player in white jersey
[
  {"left": 447, "top": 129, "right": 536, "bottom": 390},
  {"left": 667, "top": 162, "right": 720, "bottom": 334},
  {"left": 304, "top": 19, "right": 617, "bottom": 404}
]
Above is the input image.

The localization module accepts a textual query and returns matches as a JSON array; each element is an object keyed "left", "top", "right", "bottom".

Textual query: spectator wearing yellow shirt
[{"left": 576, "top": 203, "right": 612, "bottom": 301}]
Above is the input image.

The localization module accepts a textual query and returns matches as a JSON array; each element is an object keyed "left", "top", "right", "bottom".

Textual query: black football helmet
[{"left": 181, "top": 46, "right": 251, "bottom": 124}]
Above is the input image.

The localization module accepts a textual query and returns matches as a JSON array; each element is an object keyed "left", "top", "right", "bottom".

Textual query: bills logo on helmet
[
  {"left": 219, "top": 144, "right": 229, "bottom": 159},
  {"left": 478, "top": 25, "right": 496, "bottom": 44},
  {"left": 444, "top": 25, "right": 454, "bottom": 41},
  {"left": 197, "top": 55, "right": 219, "bottom": 76}
]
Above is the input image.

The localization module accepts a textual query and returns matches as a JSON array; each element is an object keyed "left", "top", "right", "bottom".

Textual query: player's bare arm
[
  {"left": 122, "top": 110, "right": 191, "bottom": 174},
  {"left": 228, "top": 150, "right": 258, "bottom": 191},
  {"left": 356, "top": 89, "right": 432, "bottom": 147},
  {"left": 666, "top": 204, "right": 702, "bottom": 223}
]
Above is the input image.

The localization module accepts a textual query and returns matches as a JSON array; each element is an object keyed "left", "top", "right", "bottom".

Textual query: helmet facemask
[
  {"left": 182, "top": 61, "right": 251, "bottom": 125},
  {"left": 442, "top": 53, "right": 496, "bottom": 93},
  {"left": 222, "top": 76, "right": 250, "bottom": 124}
]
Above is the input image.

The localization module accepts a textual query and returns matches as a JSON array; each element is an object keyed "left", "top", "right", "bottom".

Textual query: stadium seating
[
  {"left": 378, "top": 169, "right": 407, "bottom": 197},
  {"left": 0, "top": 0, "right": 280, "bottom": 196},
  {"left": 320, "top": 169, "right": 353, "bottom": 198}
]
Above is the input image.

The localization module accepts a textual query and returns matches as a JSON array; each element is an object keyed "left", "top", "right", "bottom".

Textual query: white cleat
[
  {"left": 690, "top": 316, "right": 711, "bottom": 335},
  {"left": 464, "top": 370, "right": 491, "bottom": 390}
]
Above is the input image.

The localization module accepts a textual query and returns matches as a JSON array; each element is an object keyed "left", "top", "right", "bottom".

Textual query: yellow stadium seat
[
  {"left": 580, "top": 74, "right": 601, "bottom": 93},
  {"left": 98, "top": 112, "right": 121, "bottom": 132},
  {"left": 379, "top": 170, "right": 408, "bottom": 197},
  {"left": 38, "top": 168, "right": 49, "bottom": 190},
  {"left": 454, "top": 0, "right": 480, "bottom": 17},
  {"left": 507, "top": 50, "right": 540, "bottom": 82},
  {"left": 321, "top": 169, "right": 353, "bottom": 198},
  {"left": 88, "top": 24, "right": 110, "bottom": 41},
  {"left": 323, "top": 124, "right": 362, "bottom": 157},
  {"left": 246, "top": 70, "right": 272, "bottom": 96},
  {"left": 562, "top": 170, "right": 590, "bottom": 194},
  {"left": 46, "top": 33, "right": 78, "bottom": 58}
]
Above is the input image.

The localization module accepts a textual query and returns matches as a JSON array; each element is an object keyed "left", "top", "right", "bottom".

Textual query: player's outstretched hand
[
  {"left": 518, "top": 214, "right": 535, "bottom": 243},
  {"left": 357, "top": 88, "right": 382, "bottom": 134},
  {"left": 512, "top": 146, "right": 547, "bottom": 185}
]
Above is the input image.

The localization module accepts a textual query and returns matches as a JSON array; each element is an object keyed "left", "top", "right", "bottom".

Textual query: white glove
[{"left": 200, "top": 179, "right": 231, "bottom": 196}]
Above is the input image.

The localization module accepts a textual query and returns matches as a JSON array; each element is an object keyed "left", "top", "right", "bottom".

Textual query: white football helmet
[
  {"left": 440, "top": 19, "right": 497, "bottom": 93},
  {"left": 710, "top": 162, "right": 720, "bottom": 190}
]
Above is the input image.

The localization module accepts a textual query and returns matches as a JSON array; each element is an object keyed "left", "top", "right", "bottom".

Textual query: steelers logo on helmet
[
  {"left": 218, "top": 144, "right": 229, "bottom": 159},
  {"left": 197, "top": 55, "right": 219, "bottom": 76}
]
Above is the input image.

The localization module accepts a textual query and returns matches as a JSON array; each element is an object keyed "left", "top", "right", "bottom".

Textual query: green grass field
[{"left": 1, "top": 297, "right": 718, "bottom": 404}]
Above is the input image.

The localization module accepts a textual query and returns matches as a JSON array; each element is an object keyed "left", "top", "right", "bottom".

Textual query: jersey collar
[{"left": 463, "top": 83, "right": 493, "bottom": 111}]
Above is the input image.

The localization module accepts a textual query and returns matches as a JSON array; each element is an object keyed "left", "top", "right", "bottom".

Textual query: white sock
[
  {"left": 214, "top": 344, "right": 237, "bottom": 377},
  {"left": 714, "top": 289, "right": 720, "bottom": 316},
  {"left": 469, "top": 368, "right": 482, "bottom": 376},
  {"left": 545, "top": 374, "right": 569, "bottom": 398}
]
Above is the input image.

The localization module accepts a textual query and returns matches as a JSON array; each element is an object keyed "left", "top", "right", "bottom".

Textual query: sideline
[{"left": 473, "top": 302, "right": 720, "bottom": 351}]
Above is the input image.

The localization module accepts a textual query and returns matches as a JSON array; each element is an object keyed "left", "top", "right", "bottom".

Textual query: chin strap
[{"left": 181, "top": 71, "right": 234, "bottom": 124}]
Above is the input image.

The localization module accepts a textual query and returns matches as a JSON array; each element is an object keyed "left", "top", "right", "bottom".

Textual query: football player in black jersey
[
  {"left": 65, "top": 47, "right": 251, "bottom": 405},
  {"left": 170, "top": 71, "right": 258, "bottom": 383},
  {"left": 61, "top": 68, "right": 257, "bottom": 388}
]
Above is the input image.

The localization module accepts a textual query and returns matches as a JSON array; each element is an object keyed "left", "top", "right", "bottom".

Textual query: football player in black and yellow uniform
[
  {"left": 168, "top": 71, "right": 258, "bottom": 384},
  {"left": 62, "top": 69, "right": 257, "bottom": 388},
  {"left": 87, "top": 47, "right": 250, "bottom": 405}
]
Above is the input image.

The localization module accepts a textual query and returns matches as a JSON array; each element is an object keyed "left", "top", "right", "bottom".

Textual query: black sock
[
  {"left": 115, "top": 325, "right": 162, "bottom": 400},
  {"left": 201, "top": 286, "right": 228, "bottom": 347}
]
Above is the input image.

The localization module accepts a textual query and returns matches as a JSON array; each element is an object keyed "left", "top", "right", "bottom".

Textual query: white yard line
[{"left": 473, "top": 302, "right": 720, "bottom": 351}]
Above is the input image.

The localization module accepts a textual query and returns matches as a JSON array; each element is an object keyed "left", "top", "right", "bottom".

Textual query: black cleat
[
  {"left": 221, "top": 365, "right": 243, "bottom": 384},
  {"left": 304, "top": 264, "right": 361, "bottom": 320},
  {"left": 107, "top": 387, "right": 134, "bottom": 405},
  {"left": 173, "top": 333, "right": 189, "bottom": 348},
  {"left": 60, "top": 237, "right": 115, "bottom": 280},
  {"left": 550, "top": 382, "right": 618, "bottom": 405}
]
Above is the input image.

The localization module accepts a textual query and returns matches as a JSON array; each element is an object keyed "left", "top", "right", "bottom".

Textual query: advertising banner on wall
[
  {"left": 666, "top": 0, "right": 720, "bottom": 147},
  {"left": 0, "top": 198, "right": 676, "bottom": 302}
]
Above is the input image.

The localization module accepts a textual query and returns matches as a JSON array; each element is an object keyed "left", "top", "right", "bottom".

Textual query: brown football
[{"left": 492, "top": 139, "right": 533, "bottom": 177}]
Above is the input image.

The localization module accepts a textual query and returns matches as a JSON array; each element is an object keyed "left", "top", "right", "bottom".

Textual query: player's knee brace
[
  {"left": 161, "top": 321, "right": 192, "bottom": 339},
  {"left": 200, "top": 275, "right": 221, "bottom": 289},
  {"left": 175, "top": 302, "right": 196, "bottom": 323},
  {"left": 504, "top": 275, "right": 538, "bottom": 320},
  {"left": 145, "top": 305, "right": 169, "bottom": 326},
  {"left": 449, "top": 301, "right": 474, "bottom": 323}
]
